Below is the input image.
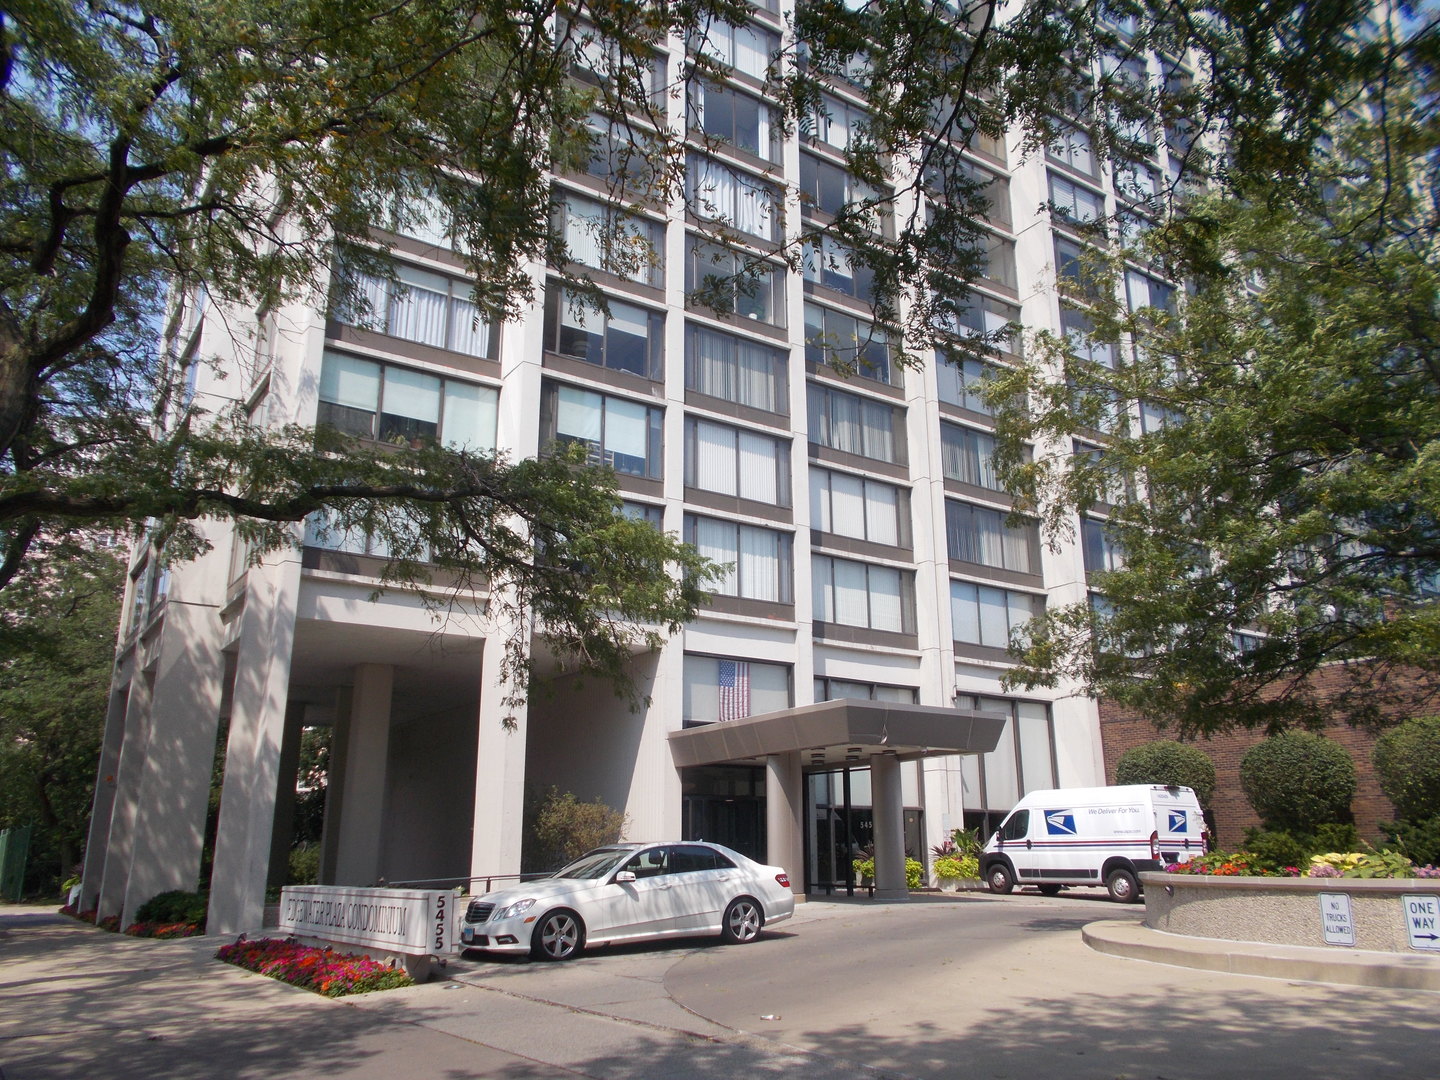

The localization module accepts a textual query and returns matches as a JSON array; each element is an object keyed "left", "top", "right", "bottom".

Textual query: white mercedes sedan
[{"left": 459, "top": 841, "right": 795, "bottom": 961}]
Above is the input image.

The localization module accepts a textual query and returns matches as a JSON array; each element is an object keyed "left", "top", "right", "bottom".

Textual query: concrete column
[
  {"left": 118, "top": 602, "right": 226, "bottom": 928},
  {"left": 871, "top": 753, "right": 908, "bottom": 900},
  {"left": 97, "top": 671, "right": 153, "bottom": 918},
  {"left": 80, "top": 687, "right": 130, "bottom": 913},
  {"left": 470, "top": 633, "right": 528, "bottom": 882},
  {"left": 207, "top": 556, "right": 302, "bottom": 935},
  {"left": 765, "top": 752, "right": 805, "bottom": 898},
  {"left": 332, "top": 663, "right": 395, "bottom": 885}
]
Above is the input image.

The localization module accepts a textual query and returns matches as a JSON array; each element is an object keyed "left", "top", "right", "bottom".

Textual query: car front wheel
[
  {"left": 531, "top": 909, "right": 585, "bottom": 961},
  {"left": 720, "top": 897, "right": 763, "bottom": 943},
  {"left": 986, "top": 862, "right": 1014, "bottom": 894}
]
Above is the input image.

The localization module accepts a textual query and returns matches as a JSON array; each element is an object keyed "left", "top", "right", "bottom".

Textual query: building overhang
[{"left": 667, "top": 699, "right": 1006, "bottom": 769}]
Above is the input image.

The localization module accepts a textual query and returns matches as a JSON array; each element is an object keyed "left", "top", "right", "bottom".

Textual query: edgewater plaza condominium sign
[{"left": 279, "top": 886, "right": 456, "bottom": 956}]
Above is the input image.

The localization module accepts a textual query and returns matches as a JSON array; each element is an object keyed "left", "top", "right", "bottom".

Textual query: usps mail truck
[{"left": 980, "top": 785, "right": 1208, "bottom": 902}]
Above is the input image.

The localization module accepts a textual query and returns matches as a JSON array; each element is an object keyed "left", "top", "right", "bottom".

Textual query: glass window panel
[
  {"left": 737, "top": 429, "right": 781, "bottom": 503},
  {"left": 692, "top": 420, "right": 739, "bottom": 495},
  {"left": 1016, "top": 703, "right": 1055, "bottom": 794},
  {"left": 320, "top": 353, "right": 380, "bottom": 410},
  {"left": 694, "top": 518, "right": 738, "bottom": 595},
  {"left": 810, "top": 470, "right": 831, "bottom": 533},
  {"left": 832, "top": 559, "right": 870, "bottom": 626},
  {"left": 951, "top": 581, "right": 980, "bottom": 642},
  {"left": 977, "top": 585, "right": 1009, "bottom": 646},
  {"left": 382, "top": 367, "right": 442, "bottom": 423},
  {"left": 738, "top": 525, "right": 781, "bottom": 601},
  {"left": 829, "top": 471, "right": 866, "bottom": 539},
  {"left": 865, "top": 481, "right": 899, "bottom": 546},
  {"left": 441, "top": 381, "right": 497, "bottom": 451},
  {"left": 605, "top": 397, "right": 649, "bottom": 459},
  {"left": 983, "top": 718, "right": 1021, "bottom": 807},
  {"left": 556, "top": 385, "right": 602, "bottom": 442},
  {"left": 867, "top": 565, "right": 903, "bottom": 632}
]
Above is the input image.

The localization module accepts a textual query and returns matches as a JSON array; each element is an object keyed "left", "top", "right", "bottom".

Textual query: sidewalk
[{"left": 0, "top": 905, "right": 891, "bottom": 1080}]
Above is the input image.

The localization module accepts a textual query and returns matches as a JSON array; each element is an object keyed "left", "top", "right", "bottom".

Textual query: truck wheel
[
  {"left": 987, "top": 862, "right": 1014, "bottom": 894},
  {"left": 1106, "top": 868, "right": 1140, "bottom": 903},
  {"left": 1037, "top": 884, "right": 1062, "bottom": 897}
]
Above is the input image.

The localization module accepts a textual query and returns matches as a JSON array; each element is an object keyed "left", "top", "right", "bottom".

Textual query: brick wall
[{"left": 1097, "top": 665, "right": 1433, "bottom": 848}]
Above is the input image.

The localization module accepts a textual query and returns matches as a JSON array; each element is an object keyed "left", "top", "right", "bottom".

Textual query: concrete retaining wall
[{"left": 1141, "top": 873, "right": 1440, "bottom": 954}]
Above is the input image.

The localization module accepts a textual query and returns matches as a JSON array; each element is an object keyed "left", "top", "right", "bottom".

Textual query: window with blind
[
  {"left": 544, "top": 288, "right": 663, "bottom": 379},
  {"left": 540, "top": 381, "right": 663, "bottom": 479},
  {"left": 1048, "top": 171, "right": 1105, "bottom": 226},
  {"left": 804, "top": 303, "right": 894, "bottom": 385},
  {"left": 1048, "top": 125, "right": 1096, "bottom": 177},
  {"left": 808, "top": 384, "right": 904, "bottom": 464},
  {"left": 685, "top": 515, "right": 793, "bottom": 602},
  {"left": 684, "top": 417, "right": 791, "bottom": 505},
  {"left": 686, "top": 154, "right": 781, "bottom": 241},
  {"left": 337, "top": 262, "right": 495, "bottom": 359},
  {"left": 317, "top": 351, "right": 498, "bottom": 450},
  {"left": 812, "top": 554, "right": 916, "bottom": 634},
  {"left": 685, "top": 324, "right": 787, "bottom": 414},
  {"left": 940, "top": 421, "right": 1004, "bottom": 491},
  {"left": 810, "top": 468, "right": 910, "bottom": 547},
  {"left": 950, "top": 582, "right": 1042, "bottom": 649},
  {"left": 945, "top": 501, "right": 1039, "bottom": 574}
]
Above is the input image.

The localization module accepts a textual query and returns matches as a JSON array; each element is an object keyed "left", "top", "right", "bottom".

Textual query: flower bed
[
  {"left": 59, "top": 904, "right": 203, "bottom": 938},
  {"left": 1166, "top": 849, "right": 1439, "bottom": 880},
  {"left": 216, "top": 937, "right": 414, "bottom": 997}
]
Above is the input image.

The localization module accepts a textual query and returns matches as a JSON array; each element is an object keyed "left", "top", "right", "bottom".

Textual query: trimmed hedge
[
  {"left": 1373, "top": 716, "right": 1440, "bottom": 822},
  {"left": 1239, "top": 733, "right": 1356, "bottom": 834},
  {"left": 134, "top": 890, "right": 208, "bottom": 929},
  {"left": 1114, "top": 740, "right": 1216, "bottom": 805}
]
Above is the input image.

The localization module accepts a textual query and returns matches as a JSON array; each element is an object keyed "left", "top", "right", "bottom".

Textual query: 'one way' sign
[{"left": 1401, "top": 894, "right": 1440, "bottom": 952}]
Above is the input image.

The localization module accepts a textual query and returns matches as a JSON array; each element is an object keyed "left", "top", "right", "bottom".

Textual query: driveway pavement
[{"left": 3, "top": 894, "right": 1438, "bottom": 1079}]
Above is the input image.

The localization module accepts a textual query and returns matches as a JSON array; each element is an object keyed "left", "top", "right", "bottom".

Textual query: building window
[
  {"left": 686, "top": 154, "right": 781, "bottom": 241},
  {"left": 813, "top": 554, "right": 916, "bottom": 634},
  {"left": 950, "top": 581, "right": 1042, "bottom": 648},
  {"left": 1048, "top": 125, "right": 1096, "bottom": 177},
  {"left": 804, "top": 303, "right": 895, "bottom": 385},
  {"left": 934, "top": 293, "right": 1020, "bottom": 356},
  {"left": 804, "top": 93, "right": 867, "bottom": 151},
  {"left": 685, "top": 417, "right": 791, "bottom": 505},
  {"left": 954, "top": 694, "right": 1056, "bottom": 816},
  {"left": 815, "top": 678, "right": 916, "bottom": 703},
  {"left": 802, "top": 236, "right": 877, "bottom": 304},
  {"left": 1125, "top": 270, "right": 1175, "bottom": 314},
  {"left": 810, "top": 468, "right": 910, "bottom": 547},
  {"left": 1115, "top": 158, "right": 1158, "bottom": 202},
  {"left": 1082, "top": 517, "right": 1125, "bottom": 574},
  {"left": 553, "top": 190, "right": 664, "bottom": 286},
  {"left": 318, "top": 351, "right": 498, "bottom": 450},
  {"left": 621, "top": 501, "right": 663, "bottom": 527},
  {"left": 567, "top": 22, "right": 666, "bottom": 101},
  {"left": 940, "top": 421, "right": 1005, "bottom": 491},
  {"left": 1048, "top": 171, "right": 1105, "bottom": 226},
  {"left": 977, "top": 232, "right": 1017, "bottom": 290},
  {"left": 936, "top": 355, "right": 1002, "bottom": 415},
  {"left": 1061, "top": 305, "right": 1116, "bottom": 368},
  {"left": 303, "top": 507, "right": 430, "bottom": 563},
  {"left": 808, "top": 385, "right": 905, "bottom": 465},
  {"left": 685, "top": 515, "right": 793, "bottom": 602},
  {"left": 544, "top": 288, "right": 664, "bottom": 379},
  {"left": 581, "top": 113, "right": 658, "bottom": 192},
  {"left": 541, "top": 381, "right": 663, "bottom": 479},
  {"left": 685, "top": 240, "right": 786, "bottom": 326},
  {"left": 688, "top": 81, "right": 779, "bottom": 161},
  {"left": 799, "top": 153, "right": 881, "bottom": 220},
  {"left": 338, "top": 261, "right": 496, "bottom": 359},
  {"left": 691, "top": 17, "right": 778, "bottom": 80},
  {"left": 685, "top": 654, "right": 790, "bottom": 723},
  {"left": 685, "top": 324, "right": 787, "bottom": 414},
  {"left": 946, "top": 501, "right": 1039, "bottom": 574}
]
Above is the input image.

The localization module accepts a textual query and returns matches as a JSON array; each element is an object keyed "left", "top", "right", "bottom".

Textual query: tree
[
  {"left": 0, "top": 1, "right": 1413, "bottom": 706},
  {"left": 0, "top": 540, "right": 124, "bottom": 892},
  {"left": 1239, "top": 733, "right": 1357, "bottom": 834},
  {"left": 993, "top": 12, "right": 1440, "bottom": 735},
  {"left": 1113, "top": 739, "right": 1215, "bottom": 806}
]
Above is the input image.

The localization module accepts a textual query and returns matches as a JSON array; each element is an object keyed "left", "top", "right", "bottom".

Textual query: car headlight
[{"left": 496, "top": 898, "right": 536, "bottom": 920}]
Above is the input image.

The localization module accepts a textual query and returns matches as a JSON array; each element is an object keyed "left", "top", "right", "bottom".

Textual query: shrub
[
  {"left": 134, "top": 890, "right": 208, "bottom": 930},
  {"left": 1379, "top": 815, "right": 1440, "bottom": 867},
  {"left": 906, "top": 858, "right": 923, "bottom": 889},
  {"left": 522, "top": 787, "right": 628, "bottom": 874},
  {"left": 1114, "top": 740, "right": 1217, "bottom": 806},
  {"left": 1239, "top": 733, "right": 1356, "bottom": 834},
  {"left": 288, "top": 842, "right": 320, "bottom": 885},
  {"left": 934, "top": 855, "right": 979, "bottom": 880},
  {"left": 1373, "top": 716, "right": 1440, "bottom": 822},
  {"left": 1241, "top": 830, "right": 1313, "bottom": 872}
]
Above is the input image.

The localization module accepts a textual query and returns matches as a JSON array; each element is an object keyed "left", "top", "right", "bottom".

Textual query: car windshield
[{"left": 550, "top": 848, "right": 633, "bottom": 880}]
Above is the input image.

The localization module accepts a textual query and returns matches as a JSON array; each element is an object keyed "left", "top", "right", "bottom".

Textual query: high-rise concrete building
[{"left": 82, "top": 3, "right": 1191, "bottom": 933}]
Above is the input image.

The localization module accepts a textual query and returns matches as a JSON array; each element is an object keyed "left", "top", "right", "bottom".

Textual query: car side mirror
[{"left": 614, "top": 870, "right": 636, "bottom": 884}]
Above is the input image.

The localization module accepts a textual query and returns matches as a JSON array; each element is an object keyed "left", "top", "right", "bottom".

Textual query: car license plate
[{"left": 461, "top": 927, "right": 474, "bottom": 943}]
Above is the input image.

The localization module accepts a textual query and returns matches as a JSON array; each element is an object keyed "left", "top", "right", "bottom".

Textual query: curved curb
[{"left": 1082, "top": 919, "right": 1440, "bottom": 992}]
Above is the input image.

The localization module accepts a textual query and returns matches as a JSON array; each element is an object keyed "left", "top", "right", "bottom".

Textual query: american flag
[{"left": 717, "top": 659, "right": 751, "bottom": 722}]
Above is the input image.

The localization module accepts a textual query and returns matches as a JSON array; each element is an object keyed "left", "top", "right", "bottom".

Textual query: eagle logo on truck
[
  {"left": 1168, "top": 810, "right": 1188, "bottom": 832},
  {"left": 1044, "top": 811, "right": 1077, "bottom": 835}
]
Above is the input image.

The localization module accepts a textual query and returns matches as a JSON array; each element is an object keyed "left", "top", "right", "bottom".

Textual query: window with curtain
[
  {"left": 690, "top": 17, "right": 778, "bottom": 80},
  {"left": 940, "top": 421, "right": 1005, "bottom": 491},
  {"left": 685, "top": 324, "right": 787, "bottom": 414},
  {"left": 688, "top": 81, "right": 778, "bottom": 161},
  {"left": 808, "top": 384, "right": 904, "bottom": 464},
  {"left": 804, "top": 303, "right": 894, "bottom": 385},
  {"left": 684, "top": 417, "right": 790, "bottom": 505},
  {"left": 553, "top": 190, "right": 664, "bottom": 286},
  {"left": 336, "top": 261, "right": 495, "bottom": 359},
  {"left": 686, "top": 154, "right": 781, "bottom": 241},
  {"left": 685, "top": 240, "right": 785, "bottom": 326},
  {"left": 544, "top": 287, "right": 663, "bottom": 379},
  {"left": 812, "top": 554, "right": 916, "bottom": 634},
  {"left": 541, "top": 381, "right": 663, "bottom": 478},
  {"left": 684, "top": 515, "right": 793, "bottom": 602},
  {"left": 810, "top": 468, "right": 909, "bottom": 547},
  {"left": 317, "top": 351, "right": 498, "bottom": 450},
  {"left": 1082, "top": 516, "right": 1125, "bottom": 574},
  {"left": 1125, "top": 270, "right": 1175, "bottom": 314},
  {"left": 945, "top": 501, "right": 1039, "bottom": 574},
  {"left": 949, "top": 581, "right": 1042, "bottom": 648}
]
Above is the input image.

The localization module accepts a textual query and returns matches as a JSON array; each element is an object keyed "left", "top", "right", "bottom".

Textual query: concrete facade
[{"left": 81, "top": 4, "right": 1204, "bottom": 931}]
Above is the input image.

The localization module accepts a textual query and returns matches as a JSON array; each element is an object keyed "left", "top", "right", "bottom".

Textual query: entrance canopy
[{"left": 667, "top": 699, "right": 1005, "bottom": 769}]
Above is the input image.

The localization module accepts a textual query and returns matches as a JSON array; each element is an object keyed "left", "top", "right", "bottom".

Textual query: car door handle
[{"left": 1026, "top": 839, "right": 1033, "bottom": 850}]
